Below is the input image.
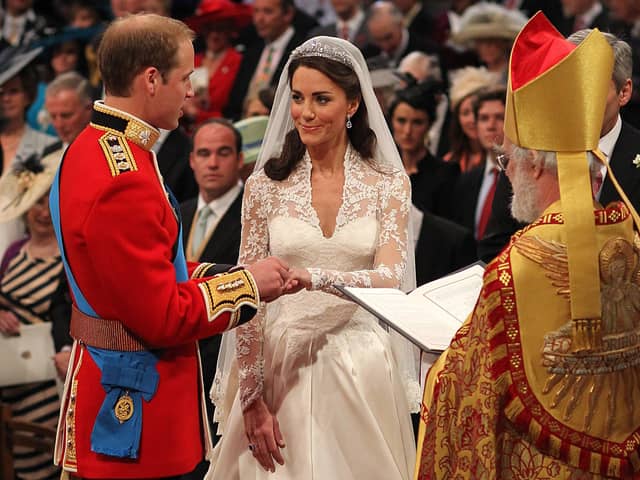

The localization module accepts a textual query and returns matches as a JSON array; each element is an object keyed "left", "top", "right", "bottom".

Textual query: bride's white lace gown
[{"left": 207, "top": 148, "right": 417, "bottom": 479}]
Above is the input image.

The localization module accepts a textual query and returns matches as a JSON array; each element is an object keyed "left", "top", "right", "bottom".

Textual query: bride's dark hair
[{"left": 264, "top": 56, "right": 377, "bottom": 181}]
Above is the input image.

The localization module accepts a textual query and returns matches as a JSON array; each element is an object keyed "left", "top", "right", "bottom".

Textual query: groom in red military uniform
[{"left": 51, "top": 13, "right": 293, "bottom": 479}]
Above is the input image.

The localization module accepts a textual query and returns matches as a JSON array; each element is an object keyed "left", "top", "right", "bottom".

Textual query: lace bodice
[{"left": 236, "top": 147, "right": 411, "bottom": 410}]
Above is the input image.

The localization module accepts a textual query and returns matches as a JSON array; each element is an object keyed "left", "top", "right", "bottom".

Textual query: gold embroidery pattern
[
  {"left": 93, "top": 102, "right": 160, "bottom": 150},
  {"left": 191, "top": 263, "right": 216, "bottom": 279},
  {"left": 198, "top": 270, "right": 259, "bottom": 327},
  {"left": 63, "top": 348, "right": 83, "bottom": 472},
  {"left": 98, "top": 132, "right": 137, "bottom": 177}
]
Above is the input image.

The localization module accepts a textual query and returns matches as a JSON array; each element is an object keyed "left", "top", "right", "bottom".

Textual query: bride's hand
[
  {"left": 242, "top": 398, "right": 285, "bottom": 472},
  {"left": 284, "top": 267, "right": 311, "bottom": 293}
]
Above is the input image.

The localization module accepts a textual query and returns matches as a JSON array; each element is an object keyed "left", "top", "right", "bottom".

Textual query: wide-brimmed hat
[
  {"left": 234, "top": 115, "right": 269, "bottom": 165},
  {"left": 448, "top": 66, "right": 501, "bottom": 109},
  {"left": 185, "top": 0, "right": 253, "bottom": 33},
  {"left": 451, "top": 2, "right": 528, "bottom": 46},
  {"left": 0, "top": 148, "right": 62, "bottom": 222},
  {"left": 0, "top": 46, "right": 43, "bottom": 87},
  {"left": 31, "top": 25, "right": 104, "bottom": 51}
]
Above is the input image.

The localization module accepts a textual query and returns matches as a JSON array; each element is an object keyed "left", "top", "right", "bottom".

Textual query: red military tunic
[{"left": 53, "top": 102, "right": 259, "bottom": 478}]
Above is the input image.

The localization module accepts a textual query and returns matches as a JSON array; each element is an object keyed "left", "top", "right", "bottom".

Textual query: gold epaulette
[
  {"left": 198, "top": 269, "right": 260, "bottom": 330},
  {"left": 97, "top": 132, "right": 138, "bottom": 177}
]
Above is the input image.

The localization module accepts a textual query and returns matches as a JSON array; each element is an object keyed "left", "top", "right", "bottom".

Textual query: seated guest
[
  {"left": 390, "top": 81, "right": 459, "bottom": 219},
  {"left": 184, "top": 0, "right": 252, "bottom": 122},
  {"left": 223, "top": 0, "right": 306, "bottom": 121},
  {"left": 308, "top": 0, "right": 373, "bottom": 51},
  {"left": 444, "top": 66, "right": 500, "bottom": 172},
  {"left": 451, "top": 86, "right": 508, "bottom": 241},
  {"left": 364, "top": 1, "right": 440, "bottom": 68},
  {"left": 397, "top": 51, "right": 450, "bottom": 157},
  {"left": 0, "top": 148, "right": 64, "bottom": 480},
  {"left": 450, "top": 2, "right": 527, "bottom": 82}
]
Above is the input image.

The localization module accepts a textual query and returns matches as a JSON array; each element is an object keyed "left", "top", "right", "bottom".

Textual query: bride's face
[{"left": 290, "top": 66, "right": 358, "bottom": 149}]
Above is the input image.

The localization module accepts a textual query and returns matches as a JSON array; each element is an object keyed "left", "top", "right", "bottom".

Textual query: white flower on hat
[{"left": 634, "top": 154, "right": 640, "bottom": 168}]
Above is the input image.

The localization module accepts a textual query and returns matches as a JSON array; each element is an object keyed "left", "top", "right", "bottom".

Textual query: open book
[{"left": 338, "top": 263, "right": 485, "bottom": 353}]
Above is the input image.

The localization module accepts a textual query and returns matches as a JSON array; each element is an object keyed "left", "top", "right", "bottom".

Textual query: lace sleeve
[
  {"left": 308, "top": 171, "right": 411, "bottom": 294},
  {"left": 236, "top": 175, "right": 269, "bottom": 411}
]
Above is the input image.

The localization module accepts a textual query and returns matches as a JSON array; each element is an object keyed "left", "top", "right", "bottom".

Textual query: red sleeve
[{"left": 78, "top": 172, "right": 255, "bottom": 347}]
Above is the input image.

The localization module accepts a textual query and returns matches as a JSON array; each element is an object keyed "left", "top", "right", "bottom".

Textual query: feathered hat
[{"left": 0, "top": 148, "right": 62, "bottom": 222}]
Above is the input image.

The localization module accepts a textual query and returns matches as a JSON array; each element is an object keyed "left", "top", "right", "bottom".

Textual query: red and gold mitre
[{"left": 505, "top": 12, "right": 614, "bottom": 351}]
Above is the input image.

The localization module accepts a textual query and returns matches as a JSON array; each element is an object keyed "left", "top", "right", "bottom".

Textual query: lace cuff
[{"left": 239, "top": 357, "right": 265, "bottom": 411}]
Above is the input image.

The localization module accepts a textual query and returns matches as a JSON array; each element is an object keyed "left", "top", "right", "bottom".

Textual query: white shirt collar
[
  {"left": 196, "top": 180, "right": 243, "bottom": 219},
  {"left": 340, "top": 9, "right": 364, "bottom": 37},
  {"left": 598, "top": 114, "right": 622, "bottom": 162},
  {"left": 267, "top": 26, "right": 294, "bottom": 52}
]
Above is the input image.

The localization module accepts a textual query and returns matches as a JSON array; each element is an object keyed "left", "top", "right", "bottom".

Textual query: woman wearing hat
[
  {"left": 0, "top": 149, "right": 64, "bottom": 480},
  {"left": 450, "top": 2, "right": 527, "bottom": 81},
  {"left": 444, "top": 66, "right": 500, "bottom": 172},
  {"left": 184, "top": 0, "right": 252, "bottom": 123},
  {"left": 0, "top": 46, "right": 59, "bottom": 262}
]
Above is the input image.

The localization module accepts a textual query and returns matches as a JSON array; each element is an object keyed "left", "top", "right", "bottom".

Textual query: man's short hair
[
  {"left": 46, "top": 71, "right": 93, "bottom": 105},
  {"left": 98, "top": 14, "right": 194, "bottom": 97},
  {"left": 193, "top": 118, "right": 243, "bottom": 155},
  {"left": 473, "top": 86, "right": 506, "bottom": 118},
  {"left": 279, "top": 0, "right": 294, "bottom": 13},
  {"left": 367, "top": 1, "right": 404, "bottom": 26},
  {"left": 567, "top": 29, "right": 632, "bottom": 92}
]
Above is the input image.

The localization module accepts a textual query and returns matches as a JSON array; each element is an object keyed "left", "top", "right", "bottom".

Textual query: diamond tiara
[{"left": 290, "top": 39, "right": 353, "bottom": 68}]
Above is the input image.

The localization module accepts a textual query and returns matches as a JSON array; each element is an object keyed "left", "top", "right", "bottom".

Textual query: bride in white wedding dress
[{"left": 206, "top": 37, "right": 419, "bottom": 480}]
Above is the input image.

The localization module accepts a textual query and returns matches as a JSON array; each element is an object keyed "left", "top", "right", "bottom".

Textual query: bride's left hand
[{"left": 284, "top": 268, "right": 311, "bottom": 293}]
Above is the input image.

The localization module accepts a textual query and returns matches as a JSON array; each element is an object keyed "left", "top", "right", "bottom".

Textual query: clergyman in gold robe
[{"left": 415, "top": 12, "right": 640, "bottom": 480}]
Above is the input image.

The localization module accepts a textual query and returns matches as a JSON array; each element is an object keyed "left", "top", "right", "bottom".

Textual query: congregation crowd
[{"left": 1, "top": 0, "right": 640, "bottom": 479}]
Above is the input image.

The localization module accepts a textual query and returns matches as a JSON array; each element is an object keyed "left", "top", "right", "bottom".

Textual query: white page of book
[{"left": 343, "top": 264, "right": 485, "bottom": 352}]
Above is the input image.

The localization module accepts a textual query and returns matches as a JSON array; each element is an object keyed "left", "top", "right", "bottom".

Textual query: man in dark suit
[
  {"left": 414, "top": 209, "right": 477, "bottom": 285},
  {"left": 452, "top": 87, "right": 509, "bottom": 242},
  {"left": 364, "top": 1, "right": 440, "bottom": 67},
  {"left": 223, "top": 0, "right": 306, "bottom": 121},
  {"left": 568, "top": 30, "right": 640, "bottom": 213},
  {"left": 308, "top": 0, "right": 373, "bottom": 51},
  {"left": 180, "top": 119, "right": 245, "bottom": 450},
  {"left": 154, "top": 127, "right": 198, "bottom": 203},
  {"left": 557, "top": 0, "right": 610, "bottom": 36}
]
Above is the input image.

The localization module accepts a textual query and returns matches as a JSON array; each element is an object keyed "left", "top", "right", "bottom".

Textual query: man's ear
[
  {"left": 530, "top": 150, "right": 545, "bottom": 180},
  {"left": 144, "top": 67, "right": 160, "bottom": 95},
  {"left": 619, "top": 78, "right": 633, "bottom": 108}
]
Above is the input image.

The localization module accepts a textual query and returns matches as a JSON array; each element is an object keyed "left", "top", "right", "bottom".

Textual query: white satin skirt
[{"left": 206, "top": 297, "right": 416, "bottom": 479}]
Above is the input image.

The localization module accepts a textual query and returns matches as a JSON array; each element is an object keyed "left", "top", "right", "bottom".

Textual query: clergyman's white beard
[{"left": 510, "top": 164, "right": 540, "bottom": 224}]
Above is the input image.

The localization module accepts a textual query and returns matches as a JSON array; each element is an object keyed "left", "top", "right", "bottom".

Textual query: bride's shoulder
[
  {"left": 355, "top": 158, "right": 407, "bottom": 184},
  {"left": 245, "top": 169, "right": 275, "bottom": 191}
]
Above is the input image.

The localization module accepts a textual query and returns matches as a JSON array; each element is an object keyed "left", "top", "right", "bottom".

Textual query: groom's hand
[{"left": 246, "top": 257, "right": 290, "bottom": 302}]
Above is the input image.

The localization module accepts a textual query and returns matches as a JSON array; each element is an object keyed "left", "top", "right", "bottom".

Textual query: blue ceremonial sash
[{"left": 50, "top": 165, "right": 189, "bottom": 459}]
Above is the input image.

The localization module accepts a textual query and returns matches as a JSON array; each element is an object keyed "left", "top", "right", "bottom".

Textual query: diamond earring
[{"left": 346, "top": 115, "right": 352, "bottom": 129}]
